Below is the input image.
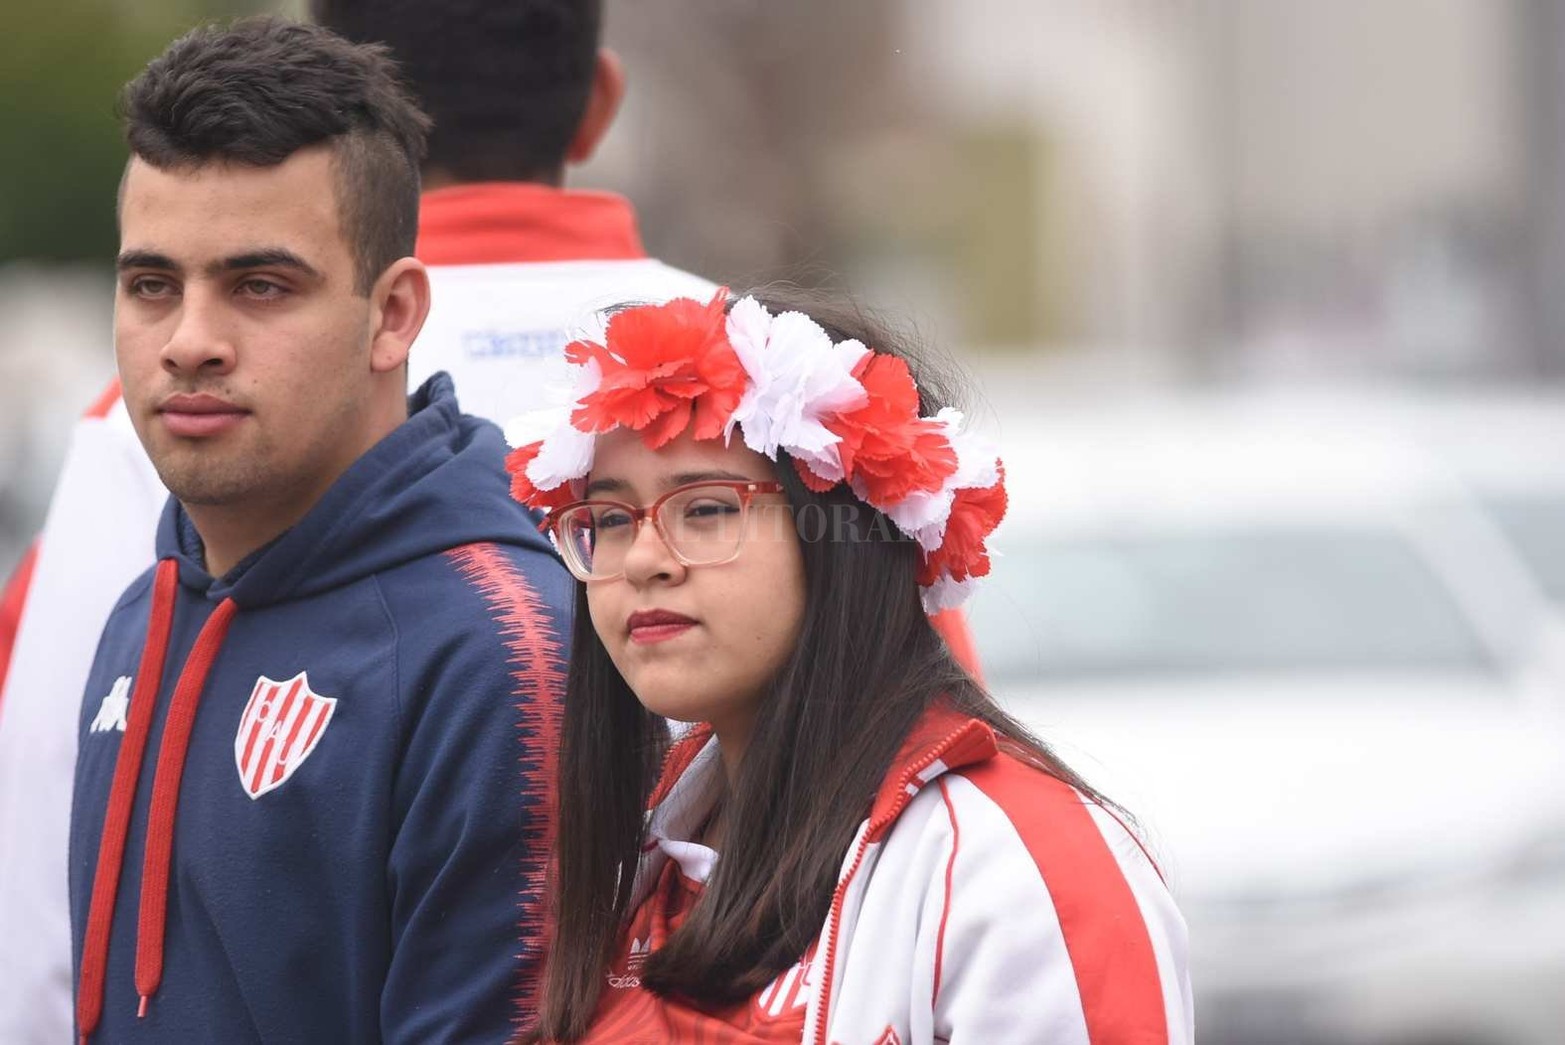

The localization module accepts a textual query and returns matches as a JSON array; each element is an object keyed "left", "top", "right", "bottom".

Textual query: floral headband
[{"left": 502, "top": 290, "right": 1006, "bottom": 612}]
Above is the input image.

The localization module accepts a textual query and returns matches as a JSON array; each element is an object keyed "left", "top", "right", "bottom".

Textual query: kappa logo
[
  {"left": 89, "top": 676, "right": 133, "bottom": 734},
  {"left": 233, "top": 672, "right": 336, "bottom": 800}
]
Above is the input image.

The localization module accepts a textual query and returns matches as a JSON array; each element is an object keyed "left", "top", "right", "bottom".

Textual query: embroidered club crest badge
[{"left": 233, "top": 672, "right": 336, "bottom": 799}]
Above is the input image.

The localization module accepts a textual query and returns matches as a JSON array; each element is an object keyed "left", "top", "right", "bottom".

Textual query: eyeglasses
[{"left": 544, "top": 480, "right": 786, "bottom": 582}]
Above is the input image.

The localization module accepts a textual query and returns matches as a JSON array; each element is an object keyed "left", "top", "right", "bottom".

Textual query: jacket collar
[
  {"left": 646, "top": 704, "right": 1000, "bottom": 839},
  {"left": 415, "top": 182, "right": 647, "bottom": 266}
]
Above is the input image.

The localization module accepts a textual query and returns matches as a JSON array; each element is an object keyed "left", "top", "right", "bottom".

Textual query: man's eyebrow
[
  {"left": 116, "top": 250, "right": 178, "bottom": 272},
  {"left": 213, "top": 249, "right": 322, "bottom": 280}
]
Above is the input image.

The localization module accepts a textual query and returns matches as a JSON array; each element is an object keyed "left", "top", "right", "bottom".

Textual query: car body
[{"left": 964, "top": 386, "right": 1565, "bottom": 1045}]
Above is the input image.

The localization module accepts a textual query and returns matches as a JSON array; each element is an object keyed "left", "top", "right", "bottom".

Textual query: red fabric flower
[
  {"left": 565, "top": 289, "right": 745, "bottom": 449},
  {"left": 505, "top": 442, "right": 577, "bottom": 514},
  {"left": 824, "top": 355, "right": 957, "bottom": 505},
  {"left": 792, "top": 456, "right": 839, "bottom": 493},
  {"left": 917, "top": 468, "right": 1008, "bottom": 587}
]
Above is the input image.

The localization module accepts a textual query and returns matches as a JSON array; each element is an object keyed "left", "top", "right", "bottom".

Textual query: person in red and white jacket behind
[{"left": 514, "top": 291, "right": 1192, "bottom": 1043}]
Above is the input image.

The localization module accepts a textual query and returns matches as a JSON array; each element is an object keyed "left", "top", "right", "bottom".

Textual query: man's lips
[
  {"left": 157, "top": 394, "right": 248, "bottom": 438},
  {"left": 626, "top": 609, "right": 698, "bottom": 645}
]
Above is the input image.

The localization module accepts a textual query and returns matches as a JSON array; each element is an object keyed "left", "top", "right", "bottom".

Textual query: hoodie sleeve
[
  {"left": 927, "top": 762, "right": 1194, "bottom": 1045},
  {"left": 380, "top": 541, "right": 571, "bottom": 1044}
]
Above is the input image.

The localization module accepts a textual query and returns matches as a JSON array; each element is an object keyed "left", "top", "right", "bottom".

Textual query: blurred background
[{"left": 4, "top": 1, "right": 1565, "bottom": 1042}]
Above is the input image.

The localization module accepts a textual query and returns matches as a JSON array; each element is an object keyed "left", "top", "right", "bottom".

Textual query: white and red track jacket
[
  {"left": 0, "top": 184, "right": 715, "bottom": 1043},
  {"left": 620, "top": 707, "right": 1193, "bottom": 1045}
]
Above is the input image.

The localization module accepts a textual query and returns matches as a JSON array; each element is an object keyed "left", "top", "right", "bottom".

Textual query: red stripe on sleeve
[
  {"left": 445, "top": 542, "right": 568, "bottom": 1033},
  {"left": 962, "top": 758, "right": 1169, "bottom": 1044}
]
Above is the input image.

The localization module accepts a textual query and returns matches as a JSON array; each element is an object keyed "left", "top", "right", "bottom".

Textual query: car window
[
  {"left": 968, "top": 527, "right": 1495, "bottom": 680},
  {"left": 1481, "top": 494, "right": 1565, "bottom": 603}
]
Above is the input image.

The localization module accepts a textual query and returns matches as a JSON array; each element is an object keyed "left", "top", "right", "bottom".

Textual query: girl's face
[{"left": 583, "top": 428, "right": 806, "bottom": 763}]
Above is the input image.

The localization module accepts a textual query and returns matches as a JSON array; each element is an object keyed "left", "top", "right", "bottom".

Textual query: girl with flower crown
[{"left": 508, "top": 290, "right": 1192, "bottom": 1044}]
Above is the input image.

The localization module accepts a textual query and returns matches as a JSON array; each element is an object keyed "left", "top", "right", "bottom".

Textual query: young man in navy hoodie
[{"left": 67, "top": 17, "right": 572, "bottom": 1043}]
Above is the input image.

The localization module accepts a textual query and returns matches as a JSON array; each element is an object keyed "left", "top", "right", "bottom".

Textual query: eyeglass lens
[{"left": 558, "top": 484, "right": 750, "bottom": 577}]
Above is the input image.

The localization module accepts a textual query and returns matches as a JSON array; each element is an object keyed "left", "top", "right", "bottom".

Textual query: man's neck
[
  {"left": 420, "top": 168, "right": 563, "bottom": 192},
  {"left": 185, "top": 494, "right": 317, "bottom": 580}
]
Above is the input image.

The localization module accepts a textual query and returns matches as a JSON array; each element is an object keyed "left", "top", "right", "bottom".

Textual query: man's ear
[
  {"left": 368, "top": 257, "right": 431, "bottom": 373},
  {"left": 565, "top": 47, "right": 626, "bottom": 166}
]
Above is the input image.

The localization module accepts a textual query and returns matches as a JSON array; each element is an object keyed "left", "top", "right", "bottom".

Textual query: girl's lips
[
  {"left": 628, "top": 622, "right": 695, "bottom": 645},
  {"left": 627, "top": 609, "right": 698, "bottom": 645}
]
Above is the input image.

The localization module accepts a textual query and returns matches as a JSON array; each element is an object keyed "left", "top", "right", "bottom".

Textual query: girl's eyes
[
  {"left": 596, "top": 510, "right": 634, "bottom": 530},
  {"left": 683, "top": 501, "right": 739, "bottom": 520}
]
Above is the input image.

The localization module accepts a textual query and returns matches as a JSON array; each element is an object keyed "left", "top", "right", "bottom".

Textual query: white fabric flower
[
  {"left": 920, "top": 571, "right": 978, "bottom": 614},
  {"left": 500, "top": 358, "right": 603, "bottom": 493},
  {"left": 725, "top": 299, "right": 868, "bottom": 473}
]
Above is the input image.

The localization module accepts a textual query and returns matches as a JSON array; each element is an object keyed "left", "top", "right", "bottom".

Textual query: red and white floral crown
[{"left": 502, "top": 290, "right": 1006, "bottom": 612}]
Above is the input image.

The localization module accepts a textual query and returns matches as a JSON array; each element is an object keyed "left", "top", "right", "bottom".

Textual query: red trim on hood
[
  {"left": 77, "top": 560, "right": 181, "bottom": 1042},
  {"left": 135, "top": 597, "right": 239, "bottom": 1015},
  {"left": 416, "top": 183, "right": 648, "bottom": 266}
]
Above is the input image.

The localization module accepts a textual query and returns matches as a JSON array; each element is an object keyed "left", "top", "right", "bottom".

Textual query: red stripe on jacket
[{"left": 961, "top": 757, "right": 1170, "bottom": 1044}]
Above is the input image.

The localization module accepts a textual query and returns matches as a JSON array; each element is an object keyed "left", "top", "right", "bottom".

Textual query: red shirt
[{"left": 577, "top": 838, "right": 814, "bottom": 1044}]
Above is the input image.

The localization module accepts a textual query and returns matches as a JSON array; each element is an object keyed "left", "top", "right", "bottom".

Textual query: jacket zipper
[{"left": 809, "top": 723, "right": 974, "bottom": 1045}]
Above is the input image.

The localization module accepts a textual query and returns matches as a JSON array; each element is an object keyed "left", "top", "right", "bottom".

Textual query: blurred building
[
  {"left": 596, "top": 0, "right": 1556, "bottom": 383},
  {"left": 6, "top": 0, "right": 1565, "bottom": 554}
]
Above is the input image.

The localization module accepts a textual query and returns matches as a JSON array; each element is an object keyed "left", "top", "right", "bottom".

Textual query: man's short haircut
[
  {"left": 120, "top": 16, "right": 432, "bottom": 294},
  {"left": 311, "top": 0, "right": 602, "bottom": 185}
]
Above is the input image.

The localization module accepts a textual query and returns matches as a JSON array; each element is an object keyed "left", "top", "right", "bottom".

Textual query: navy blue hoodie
[{"left": 69, "top": 374, "right": 572, "bottom": 1043}]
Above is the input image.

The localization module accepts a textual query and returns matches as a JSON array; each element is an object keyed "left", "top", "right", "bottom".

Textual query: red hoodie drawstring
[
  {"left": 75, "top": 559, "right": 239, "bottom": 1042},
  {"left": 133, "top": 595, "right": 237, "bottom": 1016},
  {"left": 76, "top": 560, "right": 179, "bottom": 1043}
]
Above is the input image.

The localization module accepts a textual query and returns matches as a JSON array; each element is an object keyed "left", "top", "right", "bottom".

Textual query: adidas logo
[{"left": 606, "top": 936, "right": 652, "bottom": 990}]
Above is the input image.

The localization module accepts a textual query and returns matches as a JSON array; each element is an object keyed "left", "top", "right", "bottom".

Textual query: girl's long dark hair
[{"left": 536, "top": 292, "right": 1106, "bottom": 1040}]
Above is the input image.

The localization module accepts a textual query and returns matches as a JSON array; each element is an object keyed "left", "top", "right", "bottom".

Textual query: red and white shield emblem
[{"left": 233, "top": 672, "right": 337, "bottom": 799}]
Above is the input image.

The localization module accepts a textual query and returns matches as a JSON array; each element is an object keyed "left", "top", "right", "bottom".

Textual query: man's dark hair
[
  {"left": 311, "top": 0, "right": 602, "bottom": 185},
  {"left": 120, "top": 16, "right": 432, "bottom": 294}
]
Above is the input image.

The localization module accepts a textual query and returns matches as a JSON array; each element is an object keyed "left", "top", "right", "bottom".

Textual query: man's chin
[{"left": 154, "top": 466, "right": 258, "bottom": 508}]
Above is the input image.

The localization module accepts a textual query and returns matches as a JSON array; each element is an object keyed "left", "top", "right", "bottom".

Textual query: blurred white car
[{"left": 965, "top": 387, "right": 1565, "bottom": 1045}]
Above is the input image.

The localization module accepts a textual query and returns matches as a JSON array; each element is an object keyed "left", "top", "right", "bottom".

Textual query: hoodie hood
[{"left": 157, "top": 372, "right": 553, "bottom": 606}]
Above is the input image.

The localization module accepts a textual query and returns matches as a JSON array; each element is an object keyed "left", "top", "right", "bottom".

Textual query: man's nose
[{"left": 161, "top": 289, "right": 237, "bottom": 376}]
